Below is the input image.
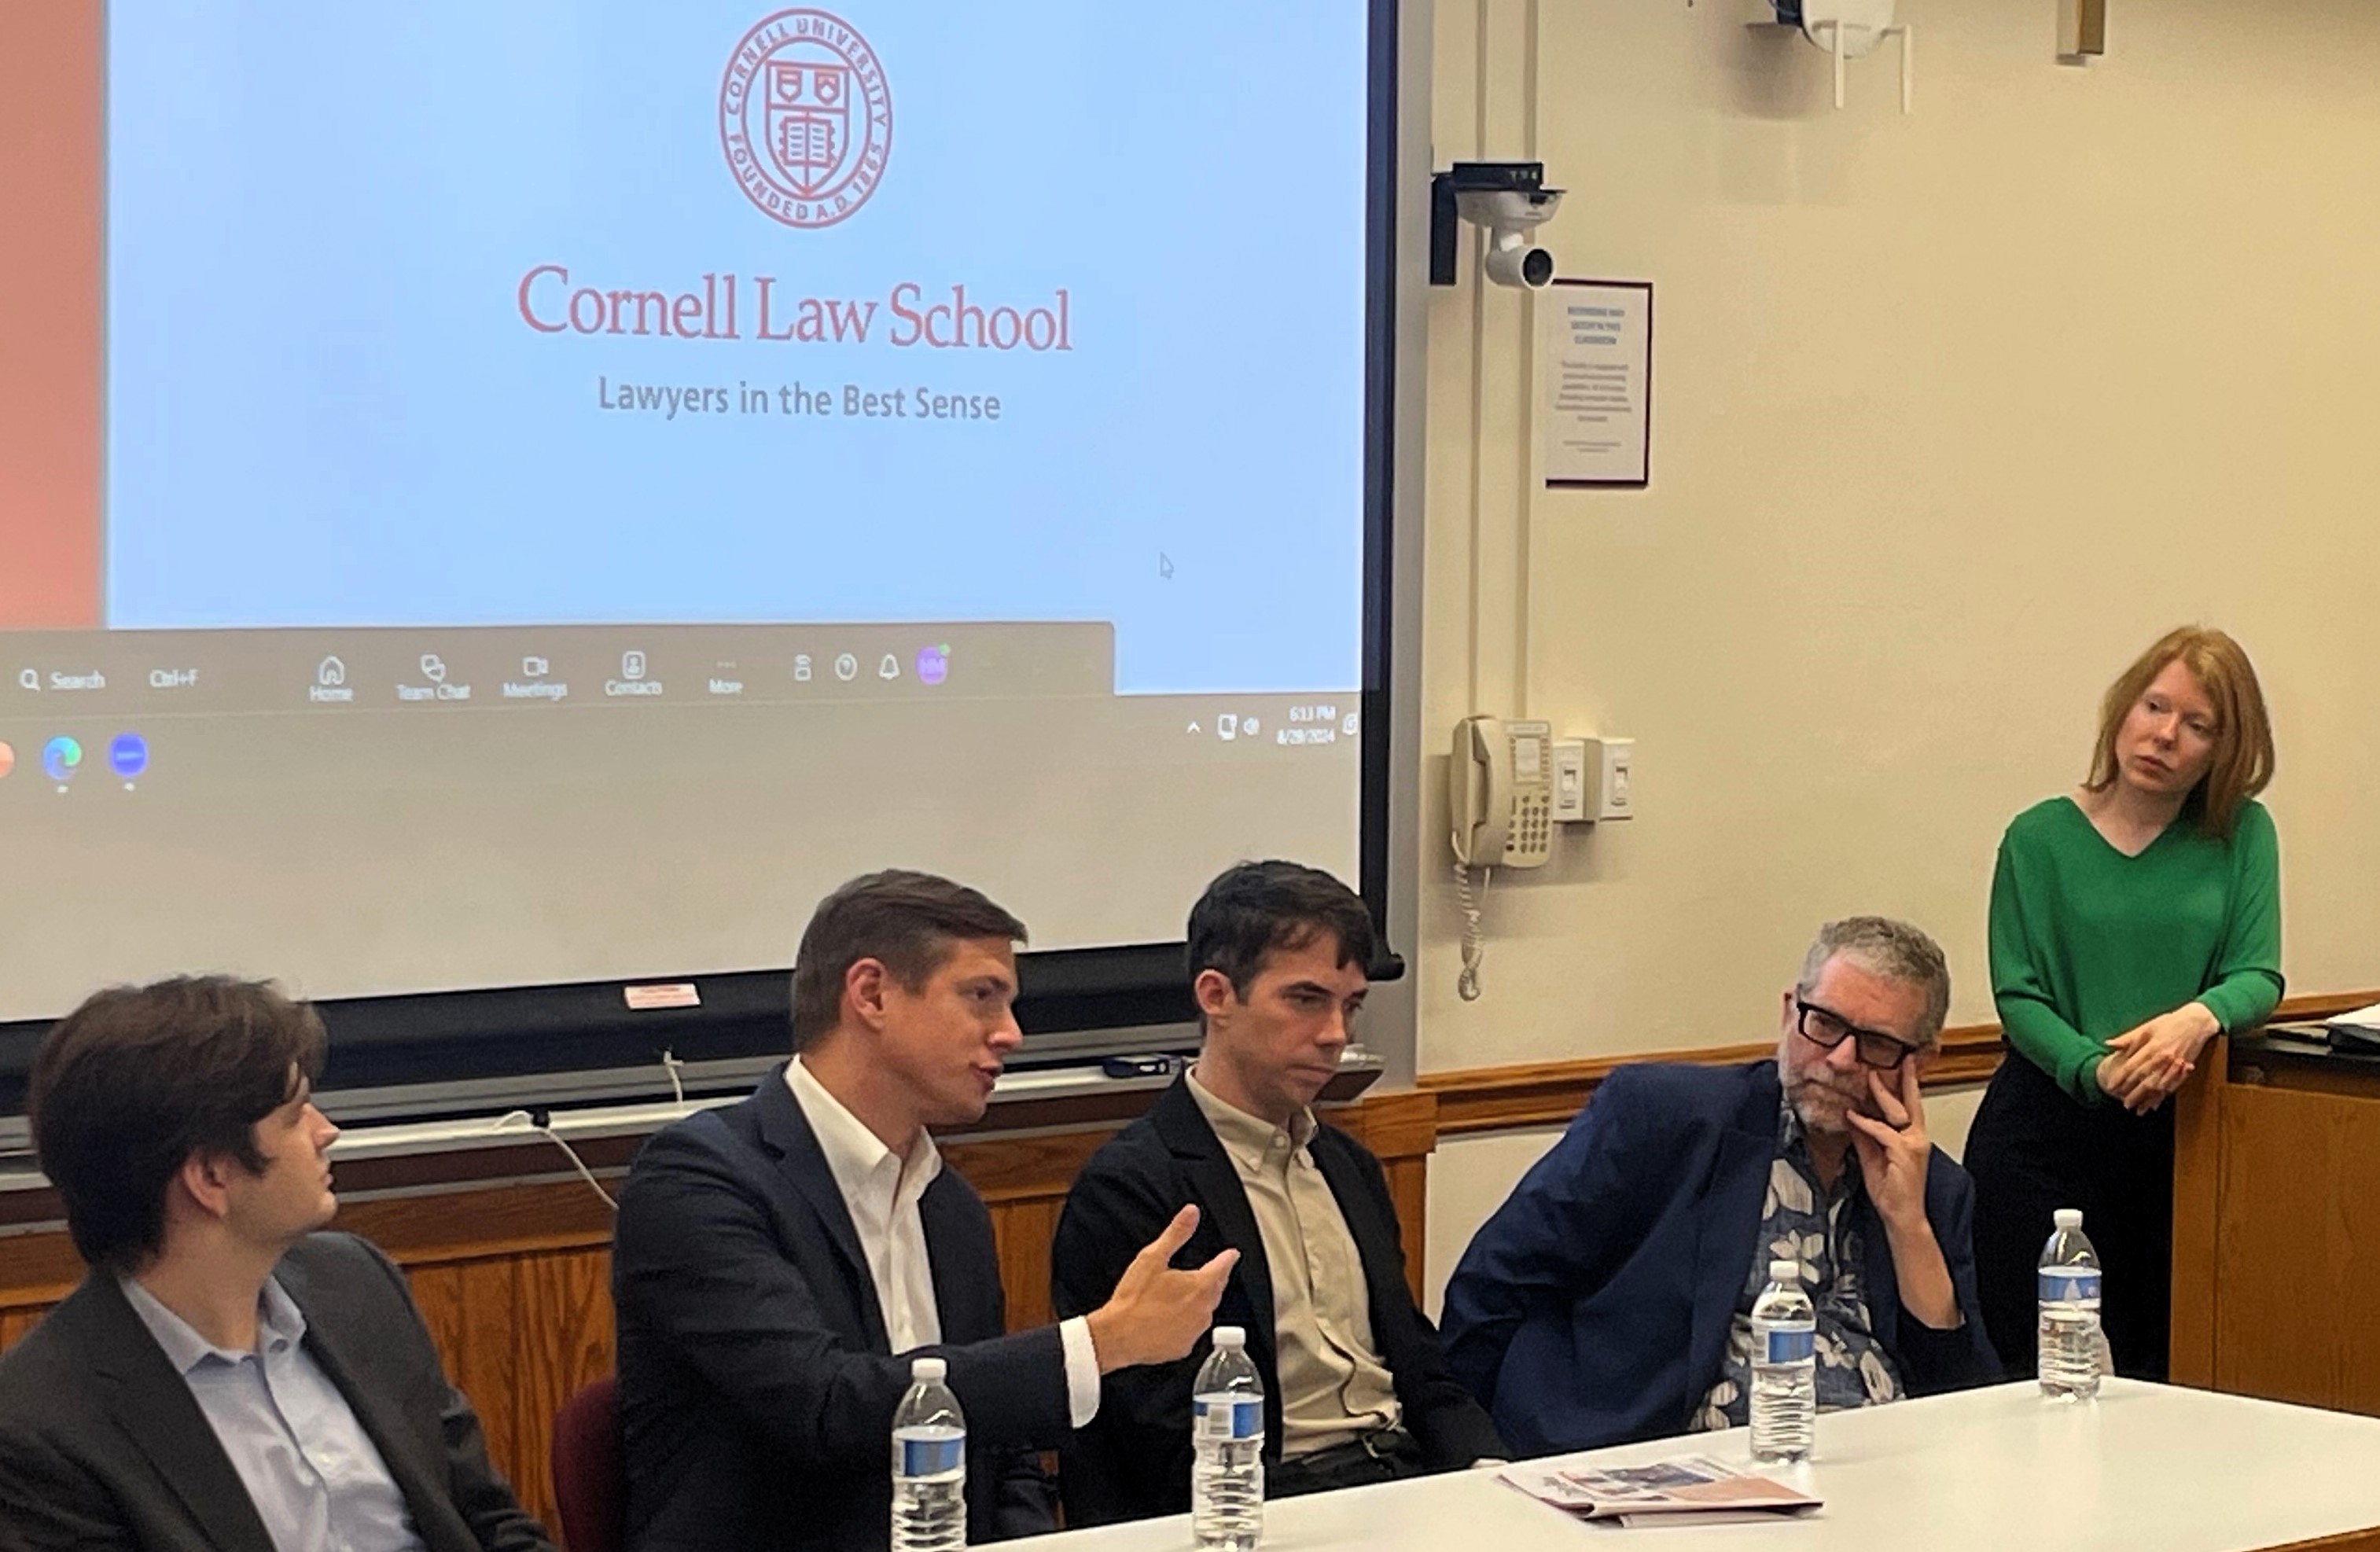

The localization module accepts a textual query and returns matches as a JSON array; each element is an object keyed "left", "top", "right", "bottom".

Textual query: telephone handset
[{"left": 1451, "top": 715, "right": 1554, "bottom": 869}]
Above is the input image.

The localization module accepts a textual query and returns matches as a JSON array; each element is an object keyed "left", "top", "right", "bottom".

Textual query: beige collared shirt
[{"left": 1186, "top": 1065, "right": 1402, "bottom": 1457}]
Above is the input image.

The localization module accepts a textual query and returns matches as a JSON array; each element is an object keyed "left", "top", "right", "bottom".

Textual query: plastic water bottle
[
  {"left": 2038, "top": 1208, "right": 2104, "bottom": 1400},
  {"left": 891, "top": 1356, "right": 966, "bottom": 1552},
  {"left": 1191, "top": 1326, "right": 1265, "bottom": 1551},
  {"left": 1749, "top": 1259, "right": 1816, "bottom": 1463}
]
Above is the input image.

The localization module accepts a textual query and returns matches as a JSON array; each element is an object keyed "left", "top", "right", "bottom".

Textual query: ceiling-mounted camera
[{"left": 1429, "top": 162, "right": 1564, "bottom": 291}]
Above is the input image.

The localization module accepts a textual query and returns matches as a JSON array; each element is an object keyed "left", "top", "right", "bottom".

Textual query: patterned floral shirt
[{"left": 1693, "top": 1092, "right": 1905, "bottom": 1431}]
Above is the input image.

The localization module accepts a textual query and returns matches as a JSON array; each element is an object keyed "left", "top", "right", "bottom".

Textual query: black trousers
[
  {"left": 1267, "top": 1430, "right": 1429, "bottom": 1499},
  {"left": 1964, "top": 1053, "right": 2176, "bottom": 1382}
]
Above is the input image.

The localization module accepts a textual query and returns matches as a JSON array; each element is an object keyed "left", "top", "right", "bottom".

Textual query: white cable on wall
[
  {"left": 480, "top": 1048, "right": 701, "bottom": 1210},
  {"left": 490, "top": 1108, "right": 618, "bottom": 1212}
]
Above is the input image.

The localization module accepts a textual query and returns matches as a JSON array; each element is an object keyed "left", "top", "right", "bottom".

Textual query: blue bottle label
[
  {"left": 1195, "top": 1396, "right": 1264, "bottom": 1442},
  {"left": 898, "top": 1431, "right": 966, "bottom": 1477},
  {"left": 2039, "top": 1267, "right": 2102, "bottom": 1304},
  {"left": 1759, "top": 1322, "right": 1815, "bottom": 1364}
]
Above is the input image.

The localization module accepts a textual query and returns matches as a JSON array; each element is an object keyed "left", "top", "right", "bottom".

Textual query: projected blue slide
[{"left": 103, "top": 2, "right": 1369, "bottom": 693}]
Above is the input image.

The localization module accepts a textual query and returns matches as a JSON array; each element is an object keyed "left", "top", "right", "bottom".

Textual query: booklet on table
[{"left": 1501, "top": 1455, "right": 1822, "bottom": 1527}]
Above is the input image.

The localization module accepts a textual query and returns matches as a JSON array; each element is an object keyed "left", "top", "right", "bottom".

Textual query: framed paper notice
[{"left": 1540, "top": 278, "right": 1653, "bottom": 487}]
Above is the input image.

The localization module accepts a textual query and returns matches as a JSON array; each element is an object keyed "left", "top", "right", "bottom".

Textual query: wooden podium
[{"left": 2172, "top": 1032, "right": 2380, "bottom": 1414}]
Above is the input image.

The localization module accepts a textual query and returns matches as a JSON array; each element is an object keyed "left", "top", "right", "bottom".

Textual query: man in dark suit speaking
[
  {"left": 611, "top": 870, "right": 1237, "bottom": 1552},
  {"left": 0, "top": 977, "right": 553, "bottom": 1552}
]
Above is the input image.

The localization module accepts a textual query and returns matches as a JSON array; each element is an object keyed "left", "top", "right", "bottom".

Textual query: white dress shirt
[{"left": 784, "top": 1057, "right": 1101, "bottom": 1426}]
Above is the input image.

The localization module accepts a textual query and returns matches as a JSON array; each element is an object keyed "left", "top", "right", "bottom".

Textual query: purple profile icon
[{"left": 915, "top": 645, "right": 949, "bottom": 686}]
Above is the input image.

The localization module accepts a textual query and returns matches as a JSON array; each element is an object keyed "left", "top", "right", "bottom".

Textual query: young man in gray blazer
[{"left": 0, "top": 976, "right": 552, "bottom": 1552}]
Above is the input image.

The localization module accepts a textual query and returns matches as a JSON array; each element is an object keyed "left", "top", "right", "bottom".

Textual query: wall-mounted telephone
[{"left": 1451, "top": 715, "right": 1554, "bottom": 869}]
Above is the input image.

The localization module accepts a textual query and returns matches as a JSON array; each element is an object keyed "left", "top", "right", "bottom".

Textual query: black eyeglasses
[{"left": 1794, "top": 998, "right": 1921, "bottom": 1071}]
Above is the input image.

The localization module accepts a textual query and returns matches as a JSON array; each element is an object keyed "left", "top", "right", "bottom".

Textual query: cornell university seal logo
[{"left": 719, "top": 9, "right": 892, "bottom": 229}]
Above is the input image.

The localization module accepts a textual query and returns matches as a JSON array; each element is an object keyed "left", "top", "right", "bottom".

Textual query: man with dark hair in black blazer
[
  {"left": 0, "top": 976, "right": 552, "bottom": 1552},
  {"left": 612, "top": 870, "right": 1238, "bottom": 1552},
  {"left": 1051, "top": 861, "right": 1506, "bottom": 1527}
]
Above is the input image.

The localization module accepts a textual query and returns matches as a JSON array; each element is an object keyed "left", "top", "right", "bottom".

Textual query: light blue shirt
[{"left": 120, "top": 1274, "right": 427, "bottom": 1552}]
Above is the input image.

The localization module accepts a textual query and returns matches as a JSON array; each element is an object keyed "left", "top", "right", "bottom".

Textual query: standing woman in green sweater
[{"left": 1965, "top": 626, "right": 2282, "bottom": 1381}]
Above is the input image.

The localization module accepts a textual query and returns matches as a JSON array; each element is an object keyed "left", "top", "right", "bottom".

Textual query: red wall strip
[{"left": 0, "top": 1, "right": 103, "bottom": 628}]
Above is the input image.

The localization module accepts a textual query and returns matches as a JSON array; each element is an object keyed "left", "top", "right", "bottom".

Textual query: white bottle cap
[
  {"left": 1768, "top": 1260, "right": 1801, "bottom": 1284},
  {"left": 911, "top": 1357, "right": 947, "bottom": 1383},
  {"left": 1212, "top": 1326, "right": 1246, "bottom": 1348},
  {"left": 2054, "top": 1208, "right": 2083, "bottom": 1230}
]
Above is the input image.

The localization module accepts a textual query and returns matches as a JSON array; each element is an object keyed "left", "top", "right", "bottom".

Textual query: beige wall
[{"left": 1410, "top": 0, "right": 2380, "bottom": 1287}]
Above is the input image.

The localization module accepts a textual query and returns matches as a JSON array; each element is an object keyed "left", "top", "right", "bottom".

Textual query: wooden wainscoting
[
  {"left": 2170, "top": 1010, "right": 2380, "bottom": 1416},
  {"left": 0, "top": 1087, "right": 1441, "bottom": 1535}
]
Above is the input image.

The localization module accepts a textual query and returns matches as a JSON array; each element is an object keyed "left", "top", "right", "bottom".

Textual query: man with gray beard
[{"left": 1440, "top": 918, "right": 1999, "bottom": 1456}]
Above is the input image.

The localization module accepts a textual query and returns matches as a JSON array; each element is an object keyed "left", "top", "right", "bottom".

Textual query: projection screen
[{"left": 0, "top": 2, "right": 1388, "bottom": 1043}]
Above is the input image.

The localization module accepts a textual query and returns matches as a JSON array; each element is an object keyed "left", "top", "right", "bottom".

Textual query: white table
[{"left": 1006, "top": 1381, "right": 2380, "bottom": 1551}]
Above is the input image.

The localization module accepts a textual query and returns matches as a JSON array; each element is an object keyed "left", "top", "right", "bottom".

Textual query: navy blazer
[
  {"left": 612, "top": 1066, "right": 1070, "bottom": 1552},
  {"left": 1050, "top": 1076, "right": 1504, "bottom": 1527},
  {"left": 0, "top": 1233, "right": 550, "bottom": 1552},
  {"left": 1440, "top": 1059, "right": 1999, "bottom": 1457}
]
